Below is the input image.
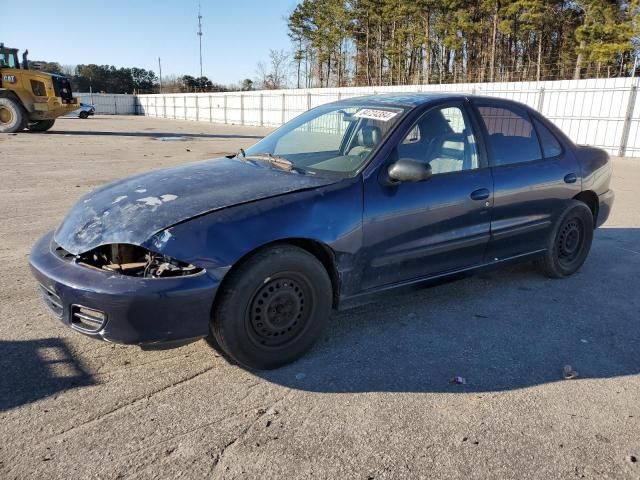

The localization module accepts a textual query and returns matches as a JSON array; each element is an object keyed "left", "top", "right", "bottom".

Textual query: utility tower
[{"left": 197, "top": 2, "right": 203, "bottom": 78}]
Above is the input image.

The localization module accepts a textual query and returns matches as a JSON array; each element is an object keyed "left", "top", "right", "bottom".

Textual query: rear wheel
[
  {"left": 0, "top": 97, "right": 26, "bottom": 133},
  {"left": 211, "top": 245, "right": 332, "bottom": 370},
  {"left": 26, "top": 119, "right": 55, "bottom": 132},
  {"left": 536, "top": 200, "right": 594, "bottom": 278}
]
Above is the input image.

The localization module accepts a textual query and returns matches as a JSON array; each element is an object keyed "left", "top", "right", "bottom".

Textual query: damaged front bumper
[{"left": 29, "top": 231, "right": 217, "bottom": 347}]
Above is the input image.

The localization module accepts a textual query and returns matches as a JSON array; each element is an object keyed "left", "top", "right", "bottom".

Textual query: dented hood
[{"left": 54, "top": 157, "right": 336, "bottom": 254}]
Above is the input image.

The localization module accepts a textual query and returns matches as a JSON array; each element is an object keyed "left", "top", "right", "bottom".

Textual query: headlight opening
[{"left": 77, "top": 244, "right": 203, "bottom": 278}]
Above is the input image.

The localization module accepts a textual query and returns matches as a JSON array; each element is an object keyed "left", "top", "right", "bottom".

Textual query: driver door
[{"left": 360, "top": 102, "right": 494, "bottom": 290}]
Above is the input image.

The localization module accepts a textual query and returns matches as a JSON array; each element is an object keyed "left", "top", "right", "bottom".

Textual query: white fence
[
  {"left": 73, "top": 93, "right": 138, "bottom": 115},
  {"left": 88, "top": 77, "right": 640, "bottom": 157}
]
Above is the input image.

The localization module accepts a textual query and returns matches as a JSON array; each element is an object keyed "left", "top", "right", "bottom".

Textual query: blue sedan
[{"left": 30, "top": 93, "right": 614, "bottom": 369}]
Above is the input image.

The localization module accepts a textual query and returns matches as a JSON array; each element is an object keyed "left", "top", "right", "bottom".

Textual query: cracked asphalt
[{"left": 1, "top": 115, "right": 639, "bottom": 479}]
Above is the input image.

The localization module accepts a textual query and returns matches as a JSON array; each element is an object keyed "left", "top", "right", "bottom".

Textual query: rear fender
[{"left": 576, "top": 146, "right": 612, "bottom": 196}]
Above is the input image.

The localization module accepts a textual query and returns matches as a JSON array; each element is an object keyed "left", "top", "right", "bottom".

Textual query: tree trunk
[
  {"left": 390, "top": 20, "right": 396, "bottom": 85},
  {"left": 536, "top": 30, "right": 542, "bottom": 82},
  {"left": 297, "top": 39, "right": 302, "bottom": 89},
  {"left": 424, "top": 9, "right": 431, "bottom": 84},
  {"left": 378, "top": 21, "right": 383, "bottom": 85},
  {"left": 366, "top": 16, "right": 371, "bottom": 86},
  {"left": 574, "top": 40, "right": 585, "bottom": 80},
  {"left": 338, "top": 41, "right": 342, "bottom": 87},
  {"left": 490, "top": 1, "right": 499, "bottom": 82}
]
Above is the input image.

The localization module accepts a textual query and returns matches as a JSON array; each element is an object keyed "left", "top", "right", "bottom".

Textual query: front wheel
[
  {"left": 79, "top": 111, "right": 89, "bottom": 119},
  {"left": 0, "top": 97, "right": 26, "bottom": 133},
  {"left": 536, "top": 200, "right": 594, "bottom": 278},
  {"left": 211, "top": 245, "right": 332, "bottom": 370},
  {"left": 26, "top": 119, "right": 55, "bottom": 132}
]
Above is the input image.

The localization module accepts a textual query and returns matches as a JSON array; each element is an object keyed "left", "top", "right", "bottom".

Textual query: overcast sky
[{"left": 2, "top": 0, "right": 296, "bottom": 84}]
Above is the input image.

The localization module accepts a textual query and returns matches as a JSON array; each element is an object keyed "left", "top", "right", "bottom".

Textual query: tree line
[
  {"left": 30, "top": 61, "right": 256, "bottom": 94},
  {"left": 28, "top": 0, "right": 639, "bottom": 94},
  {"left": 30, "top": 61, "right": 159, "bottom": 93},
  {"left": 287, "top": 0, "right": 640, "bottom": 87}
]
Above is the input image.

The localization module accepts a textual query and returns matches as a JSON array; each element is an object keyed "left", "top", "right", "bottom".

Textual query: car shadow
[
  {"left": 0, "top": 338, "right": 95, "bottom": 411},
  {"left": 37, "top": 130, "right": 265, "bottom": 140},
  {"left": 255, "top": 227, "right": 640, "bottom": 393}
]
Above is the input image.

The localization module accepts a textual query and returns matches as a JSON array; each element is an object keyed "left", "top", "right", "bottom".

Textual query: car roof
[
  {"left": 339, "top": 92, "right": 463, "bottom": 107},
  {"left": 333, "top": 92, "right": 529, "bottom": 110}
]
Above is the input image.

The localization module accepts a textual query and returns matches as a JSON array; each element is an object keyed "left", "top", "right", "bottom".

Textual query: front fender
[{"left": 142, "top": 178, "right": 364, "bottom": 296}]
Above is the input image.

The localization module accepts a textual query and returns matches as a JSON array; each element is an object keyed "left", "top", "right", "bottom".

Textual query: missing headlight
[{"left": 77, "top": 244, "right": 203, "bottom": 278}]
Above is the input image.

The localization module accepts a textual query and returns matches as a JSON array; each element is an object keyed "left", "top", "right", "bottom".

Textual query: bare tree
[
  {"left": 61, "top": 64, "right": 76, "bottom": 77},
  {"left": 256, "top": 49, "right": 289, "bottom": 89}
]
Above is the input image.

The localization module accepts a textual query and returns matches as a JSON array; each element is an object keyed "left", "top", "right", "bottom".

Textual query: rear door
[{"left": 471, "top": 100, "right": 581, "bottom": 260}]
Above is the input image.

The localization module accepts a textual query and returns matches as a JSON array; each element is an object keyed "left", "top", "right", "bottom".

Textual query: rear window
[{"left": 476, "top": 104, "right": 542, "bottom": 166}]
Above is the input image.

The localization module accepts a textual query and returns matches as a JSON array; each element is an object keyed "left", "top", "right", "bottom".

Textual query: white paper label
[{"left": 353, "top": 108, "right": 399, "bottom": 122}]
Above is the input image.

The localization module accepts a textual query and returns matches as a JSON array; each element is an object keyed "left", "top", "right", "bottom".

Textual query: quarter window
[
  {"left": 397, "top": 106, "right": 479, "bottom": 175},
  {"left": 476, "top": 104, "right": 542, "bottom": 166},
  {"left": 533, "top": 117, "right": 563, "bottom": 158}
]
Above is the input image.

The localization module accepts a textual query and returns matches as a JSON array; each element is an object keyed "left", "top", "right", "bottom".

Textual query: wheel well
[
  {"left": 285, "top": 238, "right": 340, "bottom": 306},
  {"left": 212, "top": 239, "right": 340, "bottom": 312},
  {"left": 0, "top": 90, "right": 29, "bottom": 116},
  {"left": 0, "top": 89, "right": 23, "bottom": 105},
  {"left": 573, "top": 191, "right": 599, "bottom": 226}
]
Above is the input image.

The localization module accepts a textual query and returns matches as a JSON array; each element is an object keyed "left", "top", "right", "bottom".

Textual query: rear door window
[{"left": 475, "top": 103, "right": 542, "bottom": 166}]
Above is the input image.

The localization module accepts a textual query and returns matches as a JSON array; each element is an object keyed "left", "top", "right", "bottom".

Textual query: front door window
[{"left": 398, "top": 105, "right": 480, "bottom": 174}]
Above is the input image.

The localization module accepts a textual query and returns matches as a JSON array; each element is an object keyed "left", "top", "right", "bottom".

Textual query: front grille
[
  {"left": 39, "top": 285, "right": 63, "bottom": 318},
  {"left": 70, "top": 305, "right": 106, "bottom": 333},
  {"left": 51, "top": 75, "right": 74, "bottom": 103}
]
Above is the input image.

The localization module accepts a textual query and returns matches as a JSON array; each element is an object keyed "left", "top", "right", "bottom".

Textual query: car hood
[{"left": 54, "top": 157, "right": 337, "bottom": 254}]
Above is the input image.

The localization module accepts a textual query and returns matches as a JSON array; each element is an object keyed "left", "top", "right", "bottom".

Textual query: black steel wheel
[
  {"left": 247, "top": 273, "right": 314, "bottom": 348},
  {"left": 537, "top": 200, "right": 594, "bottom": 278},
  {"left": 211, "top": 244, "right": 332, "bottom": 369},
  {"left": 556, "top": 217, "right": 585, "bottom": 268}
]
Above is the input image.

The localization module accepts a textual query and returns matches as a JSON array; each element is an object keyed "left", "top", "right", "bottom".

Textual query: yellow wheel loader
[{"left": 0, "top": 44, "right": 78, "bottom": 133}]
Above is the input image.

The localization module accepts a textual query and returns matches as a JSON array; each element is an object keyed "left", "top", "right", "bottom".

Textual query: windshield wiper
[
  {"left": 244, "top": 153, "right": 303, "bottom": 173},
  {"left": 226, "top": 148, "right": 246, "bottom": 159}
]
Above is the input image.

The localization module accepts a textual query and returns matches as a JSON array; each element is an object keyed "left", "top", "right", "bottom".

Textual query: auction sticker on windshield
[{"left": 353, "top": 108, "right": 399, "bottom": 122}]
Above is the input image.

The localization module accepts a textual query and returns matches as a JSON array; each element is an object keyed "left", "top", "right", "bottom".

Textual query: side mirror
[{"left": 387, "top": 158, "right": 432, "bottom": 183}]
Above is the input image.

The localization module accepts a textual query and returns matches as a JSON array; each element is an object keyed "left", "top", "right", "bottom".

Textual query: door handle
[
  {"left": 470, "top": 188, "right": 490, "bottom": 201},
  {"left": 564, "top": 173, "right": 577, "bottom": 184}
]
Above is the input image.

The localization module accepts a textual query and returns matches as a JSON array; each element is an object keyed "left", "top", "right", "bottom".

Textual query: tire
[
  {"left": 79, "top": 111, "right": 89, "bottom": 119},
  {"left": 0, "top": 97, "right": 26, "bottom": 133},
  {"left": 26, "top": 119, "right": 55, "bottom": 132},
  {"left": 536, "top": 200, "right": 594, "bottom": 278},
  {"left": 211, "top": 245, "right": 332, "bottom": 370}
]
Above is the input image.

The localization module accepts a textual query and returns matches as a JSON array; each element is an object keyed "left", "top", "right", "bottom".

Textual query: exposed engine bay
[{"left": 75, "top": 244, "right": 202, "bottom": 278}]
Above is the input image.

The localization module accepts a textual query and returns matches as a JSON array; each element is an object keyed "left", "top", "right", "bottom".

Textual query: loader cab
[{"left": 0, "top": 47, "right": 20, "bottom": 70}]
